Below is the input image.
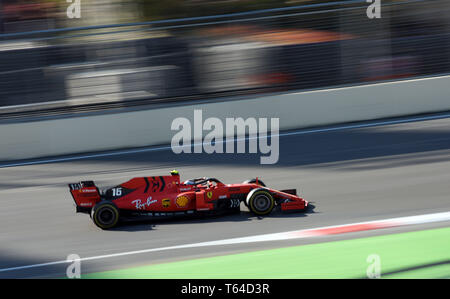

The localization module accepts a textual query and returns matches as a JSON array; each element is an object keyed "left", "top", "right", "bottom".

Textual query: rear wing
[{"left": 69, "top": 181, "right": 101, "bottom": 212}]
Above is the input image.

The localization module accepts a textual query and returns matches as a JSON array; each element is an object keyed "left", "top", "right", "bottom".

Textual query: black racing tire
[
  {"left": 91, "top": 201, "right": 120, "bottom": 229},
  {"left": 243, "top": 178, "right": 266, "bottom": 187},
  {"left": 246, "top": 189, "right": 274, "bottom": 216},
  {"left": 243, "top": 179, "right": 266, "bottom": 207}
]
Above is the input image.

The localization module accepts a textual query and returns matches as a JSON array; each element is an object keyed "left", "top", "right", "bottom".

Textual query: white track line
[
  {"left": 1, "top": 112, "right": 450, "bottom": 168},
  {"left": 1, "top": 211, "right": 450, "bottom": 273}
]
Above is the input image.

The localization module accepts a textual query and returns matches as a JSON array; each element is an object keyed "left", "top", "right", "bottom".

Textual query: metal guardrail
[
  {"left": 0, "top": 0, "right": 430, "bottom": 41},
  {"left": 0, "top": 1, "right": 371, "bottom": 39}
]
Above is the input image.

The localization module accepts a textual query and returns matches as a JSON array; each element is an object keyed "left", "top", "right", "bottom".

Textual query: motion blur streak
[
  {"left": 0, "top": 0, "right": 449, "bottom": 111},
  {"left": 1, "top": 211, "right": 449, "bottom": 273}
]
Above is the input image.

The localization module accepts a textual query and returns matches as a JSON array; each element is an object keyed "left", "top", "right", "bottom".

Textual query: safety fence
[{"left": 0, "top": 0, "right": 449, "bottom": 111}]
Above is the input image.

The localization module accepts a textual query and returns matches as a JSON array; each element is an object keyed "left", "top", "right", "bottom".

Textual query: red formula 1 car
[{"left": 69, "top": 170, "right": 308, "bottom": 229}]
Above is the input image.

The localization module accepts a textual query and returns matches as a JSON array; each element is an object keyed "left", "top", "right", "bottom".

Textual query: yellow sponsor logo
[
  {"left": 207, "top": 191, "right": 213, "bottom": 199},
  {"left": 176, "top": 195, "right": 189, "bottom": 208},
  {"left": 162, "top": 198, "right": 171, "bottom": 208}
]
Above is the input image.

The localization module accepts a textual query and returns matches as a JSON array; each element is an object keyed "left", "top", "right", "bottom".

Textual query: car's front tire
[
  {"left": 91, "top": 201, "right": 120, "bottom": 229},
  {"left": 246, "top": 188, "right": 274, "bottom": 216}
]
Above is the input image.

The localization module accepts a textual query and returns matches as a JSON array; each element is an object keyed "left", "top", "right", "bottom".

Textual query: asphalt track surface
[{"left": 1, "top": 114, "right": 450, "bottom": 278}]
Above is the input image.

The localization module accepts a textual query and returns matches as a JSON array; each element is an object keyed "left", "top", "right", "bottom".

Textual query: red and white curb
[
  {"left": 1, "top": 211, "right": 450, "bottom": 273},
  {"left": 193, "top": 211, "right": 450, "bottom": 245}
]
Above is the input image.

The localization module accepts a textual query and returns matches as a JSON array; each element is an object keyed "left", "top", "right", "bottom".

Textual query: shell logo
[{"left": 176, "top": 195, "right": 189, "bottom": 208}]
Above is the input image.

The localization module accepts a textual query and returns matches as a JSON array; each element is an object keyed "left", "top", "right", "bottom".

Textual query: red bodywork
[{"left": 69, "top": 173, "right": 308, "bottom": 216}]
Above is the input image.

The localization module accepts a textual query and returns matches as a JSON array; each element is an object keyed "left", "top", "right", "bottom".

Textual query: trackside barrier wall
[{"left": 1, "top": 75, "right": 449, "bottom": 161}]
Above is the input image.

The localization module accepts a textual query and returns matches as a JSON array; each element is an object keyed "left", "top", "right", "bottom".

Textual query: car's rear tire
[
  {"left": 246, "top": 189, "right": 274, "bottom": 216},
  {"left": 243, "top": 178, "right": 266, "bottom": 187},
  {"left": 91, "top": 201, "right": 120, "bottom": 229}
]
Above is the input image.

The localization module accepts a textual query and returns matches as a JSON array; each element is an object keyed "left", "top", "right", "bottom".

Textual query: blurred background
[{"left": 0, "top": 0, "right": 449, "bottom": 109}]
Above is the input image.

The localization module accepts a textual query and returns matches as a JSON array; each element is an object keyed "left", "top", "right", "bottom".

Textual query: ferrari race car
[{"left": 69, "top": 170, "right": 308, "bottom": 229}]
